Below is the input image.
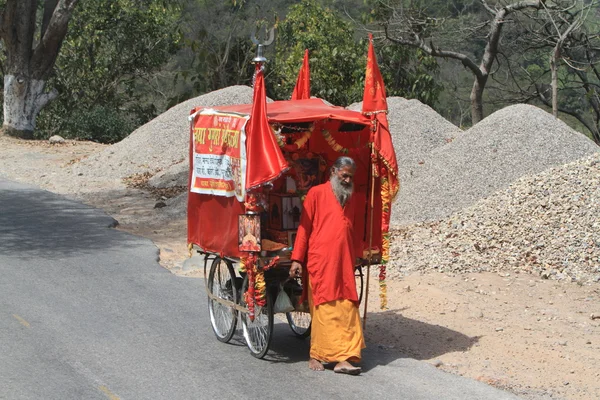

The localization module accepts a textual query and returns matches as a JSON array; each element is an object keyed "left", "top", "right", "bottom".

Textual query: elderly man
[{"left": 289, "top": 156, "right": 365, "bottom": 375}]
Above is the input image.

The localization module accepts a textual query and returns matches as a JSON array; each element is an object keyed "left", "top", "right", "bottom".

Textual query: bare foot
[
  {"left": 308, "top": 358, "right": 324, "bottom": 371},
  {"left": 333, "top": 360, "right": 361, "bottom": 375}
]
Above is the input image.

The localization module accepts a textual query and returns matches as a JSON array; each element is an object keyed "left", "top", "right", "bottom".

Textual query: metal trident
[{"left": 251, "top": 26, "right": 275, "bottom": 64}]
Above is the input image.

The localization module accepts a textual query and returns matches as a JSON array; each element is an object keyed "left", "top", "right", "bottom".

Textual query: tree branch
[
  {"left": 31, "top": 0, "right": 79, "bottom": 79},
  {"left": 41, "top": 0, "right": 59, "bottom": 39},
  {"left": 384, "top": 26, "right": 482, "bottom": 78}
]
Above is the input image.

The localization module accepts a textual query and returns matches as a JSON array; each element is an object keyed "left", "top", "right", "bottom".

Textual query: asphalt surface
[{"left": 0, "top": 177, "right": 522, "bottom": 399}]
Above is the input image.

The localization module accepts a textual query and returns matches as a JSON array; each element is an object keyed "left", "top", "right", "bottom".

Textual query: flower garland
[
  {"left": 239, "top": 255, "right": 279, "bottom": 319},
  {"left": 321, "top": 129, "right": 368, "bottom": 156},
  {"left": 379, "top": 165, "right": 391, "bottom": 310},
  {"left": 239, "top": 255, "right": 257, "bottom": 320},
  {"left": 271, "top": 124, "right": 313, "bottom": 152},
  {"left": 322, "top": 129, "right": 349, "bottom": 154},
  {"left": 369, "top": 150, "right": 397, "bottom": 310}
]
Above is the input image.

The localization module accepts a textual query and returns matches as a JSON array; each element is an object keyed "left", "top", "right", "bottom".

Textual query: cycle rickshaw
[{"left": 187, "top": 35, "right": 398, "bottom": 358}]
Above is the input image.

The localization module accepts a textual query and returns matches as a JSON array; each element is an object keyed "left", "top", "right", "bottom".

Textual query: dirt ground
[{"left": 1, "top": 135, "right": 599, "bottom": 400}]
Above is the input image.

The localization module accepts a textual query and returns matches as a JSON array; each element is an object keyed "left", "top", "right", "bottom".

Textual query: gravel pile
[
  {"left": 157, "top": 96, "right": 463, "bottom": 220},
  {"left": 348, "top": 97, "right": 461, "bottom": 183},
  {"left": 392, "top": 104, "right": 599, "bottom": 227},
  {"left": 73, "top": 86, "right": 255, "bottom": 180},
  {"left": 387, "top": 152, "right": 600, "bottom": 284}
]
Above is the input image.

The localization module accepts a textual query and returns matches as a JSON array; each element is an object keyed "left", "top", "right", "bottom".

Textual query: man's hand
[{"left": 289, "top": 261, "right": 302, "bottom": 278}]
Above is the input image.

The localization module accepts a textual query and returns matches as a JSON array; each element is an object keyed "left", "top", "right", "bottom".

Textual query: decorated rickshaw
[{"left": 187, "top": 33, "right": 399, "bottom": 358}]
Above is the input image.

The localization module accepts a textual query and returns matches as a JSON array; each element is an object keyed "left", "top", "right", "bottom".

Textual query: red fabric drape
[
  {"left": 246, "top": 64, "right": 289, "bottom": 190},
  {"left": 291, "top": 49, "right": 311, "bottom": 100},
  {"left": 362, "top": 34, "right": 399, "bottom": 194}
]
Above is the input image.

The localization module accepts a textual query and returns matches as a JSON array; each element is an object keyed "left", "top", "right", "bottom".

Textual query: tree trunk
[
  {"left": 0, "top": 0, "right": 78, "bottom": 139},
  {"left": 470, "top": 76, "right": 486, "bottom": 124},
  {"left": 3, "top": 75, "right": 57, "bottom": 138},
  {"left": 550, "top": 46, "right": 559, "bottom": 118}
]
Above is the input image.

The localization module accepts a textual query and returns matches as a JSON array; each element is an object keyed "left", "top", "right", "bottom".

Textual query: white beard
[{"left": 330, "top": 175, "right": 353, "bottom": 206}]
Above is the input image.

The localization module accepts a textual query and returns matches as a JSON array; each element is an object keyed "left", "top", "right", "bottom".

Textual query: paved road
[{"left": 0, "top": 178, "right": 521, "bottom": 399}]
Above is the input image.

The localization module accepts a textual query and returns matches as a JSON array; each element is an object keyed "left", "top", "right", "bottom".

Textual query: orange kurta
[{"left": 291, "top": 181, "right": 361, "bottom": 306}]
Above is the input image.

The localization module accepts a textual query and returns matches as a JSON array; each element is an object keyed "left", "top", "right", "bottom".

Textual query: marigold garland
[
  {"left": 271, "top": 124, "right": 313, "bottom": 152},
  {"left": 240, "top": 255, "right": 257, "bottom": 321},
  {"left": 253, "top": 256, "right": 279, "bottom": 307},
  {"left": 379, "top": 265, "right": 388, "bottom": 310},
  {"left": 240, "top": 256, "right": 280, "bottom": 315},
  {"left": 322, "top": 129, "right": 349, "bottom": 154},
  {"left": 378, "top": 162, "right": 392, "bottom": 310}
]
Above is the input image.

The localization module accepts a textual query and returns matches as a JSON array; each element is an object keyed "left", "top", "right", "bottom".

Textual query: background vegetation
[{"left": 2, "top": 0, "right": 599, "bottom": 144}]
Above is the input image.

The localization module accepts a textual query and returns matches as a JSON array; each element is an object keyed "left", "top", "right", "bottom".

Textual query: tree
[
  {"left": 373, "top": 0, "right": 551, "bottom": 124},
  {"left": 269, "top": 0, "right": 366, "bottom": 105},
  {"left": 36, "top": 0, "right": 181, "bottom": 142},
  {"left": 491, "top": 1, "right": 600, "bottom": 144},
  {"left": 172, "top": 0, "right": 288, "bottom": 105},
  {"left": 0, "top": 0, "right": 79, "bottom": 139}
]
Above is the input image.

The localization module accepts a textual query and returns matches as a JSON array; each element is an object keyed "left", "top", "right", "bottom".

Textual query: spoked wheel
[
  {"left": 355, "top": 265, "right": 364, "bottom": 305},
  {"left": 286, "top": 310, "right": 311, "bottom": 338},
  {"left": 207, "top": 257, "right": 238, "bottom": 343},
  {"left": 240, "top": 275, "right": 273, "bottom": 359},
  {"left": 285, "top": 277, "right": 311, "bottom": 338}
]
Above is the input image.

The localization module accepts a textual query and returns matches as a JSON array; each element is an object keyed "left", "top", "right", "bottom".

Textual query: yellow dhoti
[{"left": 308, "top": 283, "right": 366, "bottom": 363}]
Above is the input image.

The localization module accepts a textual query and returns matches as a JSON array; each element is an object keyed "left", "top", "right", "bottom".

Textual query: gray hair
[{"left": 331, "top": 156, "right": 356, "bottom": 172}]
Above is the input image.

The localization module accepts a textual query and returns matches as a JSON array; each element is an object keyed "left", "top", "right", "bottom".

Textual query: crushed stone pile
[
  {"left": 348, "top": 97, "right": 461, "bottom": 183},
  {"left": 73, "top": 86, "right": 255, "bottom": 180},
  {"left": 392, "top": 104, "right": 599, "bottom": 227},
  {"left": 157, "top": 96, "right": 462, "bottom": 221},
  {"left": 387, "top": 152, "right": 600, "bottom": 284}
]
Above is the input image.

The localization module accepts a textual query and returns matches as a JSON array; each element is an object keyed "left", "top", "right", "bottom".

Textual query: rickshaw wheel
[
  {"left": 285, "top": 276, "right": 311, "bottom": 338},
  {"left": 240, "top": 275, "right": 273, "bottom": 359},
  {"left": 355, "top": 265, "right": 364, "bottom": 305},
  {"left": 207, "top": 257, "right": 238, "bottom": 343},
  {"left": 286, "top": 311, "right": 311, "bottom": 338}
]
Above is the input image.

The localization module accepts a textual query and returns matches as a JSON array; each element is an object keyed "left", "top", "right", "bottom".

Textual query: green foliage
[
  {"left": 64, "top": 105, "right": 136, "bottom": 144},
  {"left": 377, "top": 46, "right": 442, "bottom": 107},
  {"left": 171, "top": 0, "right": 288, "bottom": 106},
  {"left": 267, "top": 0, "right": 440, "bottom": 107},
  {"left": 36, "top": 0, "right": 181, "bottom": 142},
  {"left": 268, "top": 0, "right": 365, "bottom": 105}
]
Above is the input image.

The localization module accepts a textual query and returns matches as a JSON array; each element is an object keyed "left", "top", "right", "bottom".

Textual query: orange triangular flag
[
  {"left": 246, "top": 64, "right": 289, "bottom": 190},
  {"left": 291, "top": 49, "right": 310, "bottom": 100},
  {"left": 362, "top": 33, "right": 398, "bottom": 196}
]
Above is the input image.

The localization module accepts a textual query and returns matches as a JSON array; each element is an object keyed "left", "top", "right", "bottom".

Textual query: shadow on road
[
  {"left": 0, "top": 187, "right": 143, "bottom": 259},
  {"left": 256, "top": 312, "right": 479, "bottom": 373},
  {"left": 360, "top": 309, "right": 480, "bottom": 371}
]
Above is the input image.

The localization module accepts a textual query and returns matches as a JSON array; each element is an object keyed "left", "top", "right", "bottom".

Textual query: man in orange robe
[{"left": 290, "top": 156, "right": 365, "bottom": 375}]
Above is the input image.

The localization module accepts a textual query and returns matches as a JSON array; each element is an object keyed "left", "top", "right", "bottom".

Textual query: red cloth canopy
[{"left": 199, "top": 98, "right": 371, "bottom": 126}]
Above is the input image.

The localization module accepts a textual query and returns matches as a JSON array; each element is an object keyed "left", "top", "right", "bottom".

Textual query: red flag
[
  {"left": 291, "top": 49, "right": 310, "bottom": 100},
  {"left": 246, "top": 64, "right": 289, "bottom": 190},
  {"left": 362, "top": 33, "right": 398, "bottom": 195}
]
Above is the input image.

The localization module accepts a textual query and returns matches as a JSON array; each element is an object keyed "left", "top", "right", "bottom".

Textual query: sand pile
[
  {"left": 73, "top": 86, "right": 255, "bottom": 180},
  {"left": 387, "top": 152, "right": 600, "bottom": 283},
  {"left": 392, "top": 104, "right": 599, "bottom": 227},
  {"left": 348, "top": 97, "right": 462, "bottom": 183}
]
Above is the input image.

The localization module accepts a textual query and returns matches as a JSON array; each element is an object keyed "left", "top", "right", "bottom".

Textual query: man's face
[{"left": 332, "top": 165, "right": 355, "bottom": 188}]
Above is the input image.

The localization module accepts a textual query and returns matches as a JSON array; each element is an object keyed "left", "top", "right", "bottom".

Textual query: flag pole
[{"left": 363, "top": 141, "right": 376, "bottom": 330}]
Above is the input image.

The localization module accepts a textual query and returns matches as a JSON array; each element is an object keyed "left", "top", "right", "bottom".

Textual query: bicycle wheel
[
  {"left": 240, "top": 275, "right": 273, "bottom": 359},
  {"left": 207, "top": 257, "right": 238, "bottom": 343},
  {"left": 286, "top": 310, "right": 311, "bottom": 338},
  {"left": 285, "top": 277, "right": 311, "bottom": 338},
  {"left": 355, "top": 265, "right": 364, "bottom": 305}
]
